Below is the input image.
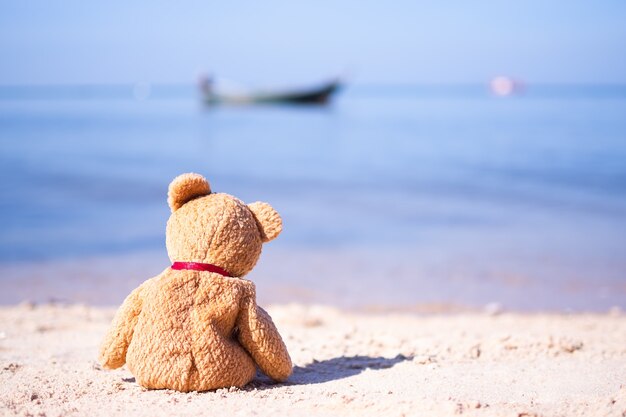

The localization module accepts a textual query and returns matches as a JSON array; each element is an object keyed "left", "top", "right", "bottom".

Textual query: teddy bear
[{"left": 98, "top": 173, "right": 292, "bottom": 392}]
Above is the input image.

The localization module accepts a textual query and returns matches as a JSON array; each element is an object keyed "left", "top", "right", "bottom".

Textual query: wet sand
[{"left": 1, "top": 303, "right": 625, "bottom": 416}]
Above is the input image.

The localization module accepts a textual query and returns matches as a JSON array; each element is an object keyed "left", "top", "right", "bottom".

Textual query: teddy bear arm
[
  {"left": 98, "top": 281, "right": 147, "bottom": 369},
  {"left": 236, "top": 297, "right": 293, "bottom": 382}
]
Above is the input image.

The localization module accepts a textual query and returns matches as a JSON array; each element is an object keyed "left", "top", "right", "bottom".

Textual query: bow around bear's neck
[{"left": 171, "top": 262, "right": 232, "bottom": 277}]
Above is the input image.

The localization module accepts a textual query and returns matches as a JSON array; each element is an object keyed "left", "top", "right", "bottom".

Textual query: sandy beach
[{"left": 1, "top": 303, "right": 625, "bottom": 417}]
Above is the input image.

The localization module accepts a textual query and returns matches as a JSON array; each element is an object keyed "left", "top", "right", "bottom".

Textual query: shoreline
[
  {"left": 1, "top": 303, "right": 625, "bottom": 416},
  {"left": 1, "top": 248, "right": 625, "bottom": 313},
  {"left": 4, "top": 299, "right": 624, "bottom": 316}
]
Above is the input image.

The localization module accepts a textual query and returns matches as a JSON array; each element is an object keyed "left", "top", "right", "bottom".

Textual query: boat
[{"left": 199, "top": 77, "right": 341, "bottom": 105}]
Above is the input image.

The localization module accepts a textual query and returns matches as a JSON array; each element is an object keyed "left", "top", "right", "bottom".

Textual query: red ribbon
[{"left": 171, "top": 262, "right": 231, "bottom": 277}]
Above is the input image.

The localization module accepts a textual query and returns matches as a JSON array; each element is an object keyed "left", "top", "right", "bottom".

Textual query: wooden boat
[{"left": 200, "top": 77, "right": 341, "bottom": 105}]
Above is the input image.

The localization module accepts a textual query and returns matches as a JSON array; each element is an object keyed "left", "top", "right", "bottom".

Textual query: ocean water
[{"left": 0, "top": 84, "right": 625, "bottom": 311}]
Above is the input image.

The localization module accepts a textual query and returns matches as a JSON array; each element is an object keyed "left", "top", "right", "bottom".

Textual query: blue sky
[{"left": 1, "top": 1, "right": 625, "bottom": 85}]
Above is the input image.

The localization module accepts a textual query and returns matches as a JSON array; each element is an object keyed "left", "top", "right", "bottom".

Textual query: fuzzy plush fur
[{"left": 99, "top": 173, "right": 292, "bottom": 392}]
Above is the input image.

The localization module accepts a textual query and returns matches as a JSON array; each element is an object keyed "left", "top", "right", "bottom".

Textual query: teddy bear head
[{"left": 165, "top": 173, "right": 282, "bottom": 277}]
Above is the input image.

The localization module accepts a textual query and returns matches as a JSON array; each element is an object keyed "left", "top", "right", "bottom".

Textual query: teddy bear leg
[{"left": 189, "top": 341, "right": 258, "bottom": 391}]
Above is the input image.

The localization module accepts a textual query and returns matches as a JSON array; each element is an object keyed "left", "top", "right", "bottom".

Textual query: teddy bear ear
[
  {"left": 248, "top": 201, "right": 282, "bottom": 242},
  {"left": 167, "top": 173, "right": 211, "bottom": 212}
]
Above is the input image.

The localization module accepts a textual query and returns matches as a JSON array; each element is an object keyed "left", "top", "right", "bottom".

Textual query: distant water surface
[{"left": 0, "top": 84, "right": 625, "bottom": 311}]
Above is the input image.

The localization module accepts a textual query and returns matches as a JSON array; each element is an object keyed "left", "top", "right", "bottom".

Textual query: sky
[{"left": 1, "top": 1, "right": 625, "bottom": 85}]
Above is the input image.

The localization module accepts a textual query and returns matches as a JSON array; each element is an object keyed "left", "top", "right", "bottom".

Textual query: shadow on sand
[
  {"left": 248, "top": 354, "right": 412, "bottom": 388},
  {"left": 119, "top": 354, "right": 412, "bottom": 390}
]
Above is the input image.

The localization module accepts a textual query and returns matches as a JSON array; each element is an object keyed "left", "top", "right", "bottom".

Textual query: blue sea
[{"left": 1, "top": 84, "right": 625, "bottom": 311}]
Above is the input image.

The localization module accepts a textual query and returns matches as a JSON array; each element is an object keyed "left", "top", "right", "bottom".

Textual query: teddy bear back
[{"left": 165, "top": 173, "right": 282, "bottom": 278}]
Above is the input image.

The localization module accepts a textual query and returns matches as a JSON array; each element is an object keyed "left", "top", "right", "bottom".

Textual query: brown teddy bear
[{"left": 99, "top": 173, "right": 292, "bottom": 392}]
